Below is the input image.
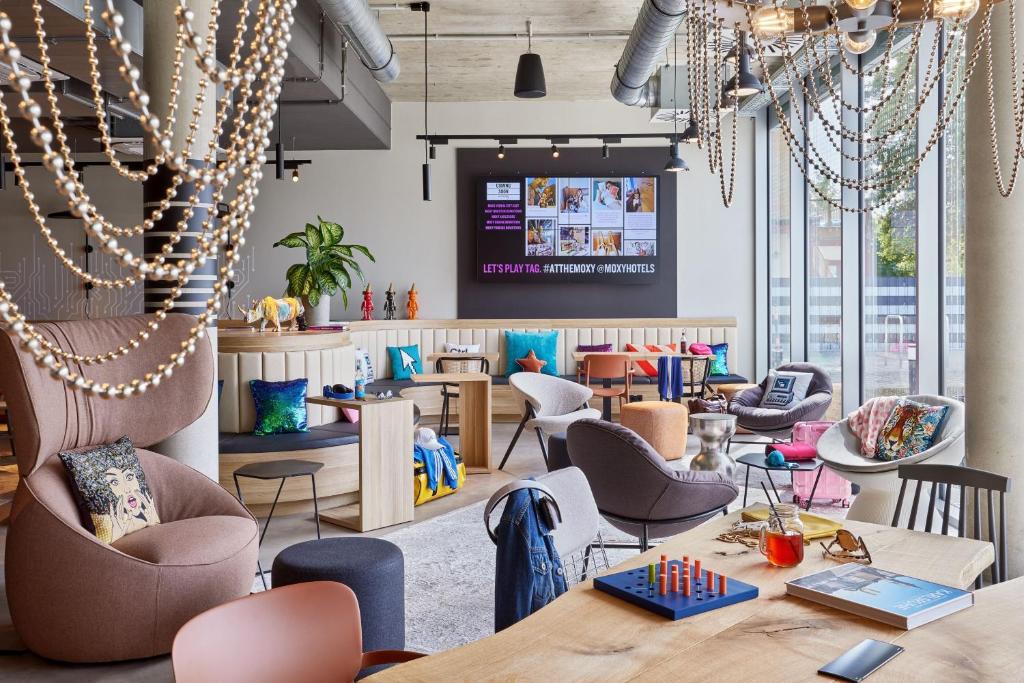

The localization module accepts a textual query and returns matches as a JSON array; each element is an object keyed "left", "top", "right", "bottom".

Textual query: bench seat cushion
[
  {"left": 706, "top": 373, "right": 750, "bottom": 385},
  {"left": 219, "top": 421, "right": 360, "bottom": 454}
]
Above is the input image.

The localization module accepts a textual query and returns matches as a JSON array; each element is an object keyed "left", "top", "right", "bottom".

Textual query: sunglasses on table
[{"left": 820, "top": 529, "right": 873, "bottom": 565}]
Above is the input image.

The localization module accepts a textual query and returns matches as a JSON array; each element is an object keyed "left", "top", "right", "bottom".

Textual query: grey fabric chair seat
[
  {"left": 728, "top": 362, "right": 833, "bottom": 439},
  {"left": 566, "top": 419, "right": 738, "bottom": 549}
]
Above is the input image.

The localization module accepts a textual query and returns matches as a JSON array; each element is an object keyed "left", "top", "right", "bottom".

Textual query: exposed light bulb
[
  {"left": 551, "top": 144, "right": 560, "bottom": 158},
  {"left": 843, "top": 30, "right": 877, "bottom": 55},
  {"left": 751, "top": 6, "right": 795, "bottom": 36},
  {"left": 845, "top": 0, "right": 878, "bottom": 12},
  {"left": 497, "top": 144, "right": 506, "bottom": 159},
  {"left": 291, "top": 168, "right": 300, "bottom": 183},
  {"left": 934, "top": 0, "right": 979, "bottom": 20}
]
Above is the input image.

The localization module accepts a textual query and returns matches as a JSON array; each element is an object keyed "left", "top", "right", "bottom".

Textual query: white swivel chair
[
  {"left": 498, "top": 373, "right": 600, "bottom": 470},
  {"left": 817, "top": 395, "right": 965, "bottom": 525}
]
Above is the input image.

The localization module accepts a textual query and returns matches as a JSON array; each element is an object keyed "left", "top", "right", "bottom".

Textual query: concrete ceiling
[{"left": 375, "top": 0, "right": 647, "bottom": 102}]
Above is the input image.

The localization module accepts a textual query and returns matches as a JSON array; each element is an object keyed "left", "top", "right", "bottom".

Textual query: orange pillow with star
[{"left": 515, "top": 349, "right": 548, "bottom": 373}]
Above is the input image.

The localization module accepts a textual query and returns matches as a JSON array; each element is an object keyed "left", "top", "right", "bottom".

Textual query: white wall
[
  {"left": 0, "top": 100, "right": 756, "bottom": 375},
  {"left": 246, "top": 101, "right": 757, "bottom": 374}
]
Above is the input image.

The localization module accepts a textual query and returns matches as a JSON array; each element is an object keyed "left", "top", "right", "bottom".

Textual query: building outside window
[
  {"left": 862, "top": 39, "right": 920, "bottom": 399},
  {"left": 768, "top": 121, "right": 792, "bottom": 368}
]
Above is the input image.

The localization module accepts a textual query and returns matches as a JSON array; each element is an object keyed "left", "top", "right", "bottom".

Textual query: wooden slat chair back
[{"left": 891, "top": 463, "right": 1011, "bottom": 587}]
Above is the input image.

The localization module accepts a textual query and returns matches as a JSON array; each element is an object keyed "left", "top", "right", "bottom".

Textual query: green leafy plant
[{"left": 273, "top": 216, "right": 375, "bottom": 308}]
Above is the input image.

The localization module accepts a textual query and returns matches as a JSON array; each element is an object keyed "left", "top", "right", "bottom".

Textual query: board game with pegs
[{"left": 594, "top": 560, "right": 759, "bottom": 620}]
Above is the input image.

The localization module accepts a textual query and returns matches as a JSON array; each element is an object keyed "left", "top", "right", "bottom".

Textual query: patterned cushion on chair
[
  {"left": 624, "top": 343, "right": 676, "bottom": 377},
  {"left": 874, "top": 398, "right": 950, "bottom": 461}
]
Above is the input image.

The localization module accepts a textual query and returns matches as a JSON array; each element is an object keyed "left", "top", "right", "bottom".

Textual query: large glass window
[
  {"left": 943, "top": 36, "right": 967, "bottom": 401},
  {"left": 862, "top": 39, "right": 920, "bottom": 399},
  {"left": 806, "top": 82, "right": 843, "bottom": 409},
  {"left": 768, "top": 121, "right": 792, "bottom": 368}
]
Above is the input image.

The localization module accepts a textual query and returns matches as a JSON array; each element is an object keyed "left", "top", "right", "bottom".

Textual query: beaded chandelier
[
  {"left": 0, "top": 0, "right": 295, "bottom": 398},
  {"left": 685, "top": 0, "right": 1013, "bottom": 211}
]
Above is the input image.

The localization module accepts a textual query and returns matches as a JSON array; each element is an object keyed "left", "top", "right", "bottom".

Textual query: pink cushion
[
  {"left": 765, "top": 442, "right": 818, "bottom": 461},
  {"left": 847, "top": 396, "right": 899, "bottom": 457},
  {"left": 341, "top": 408, "right": 360, "bottom": 424},
  {"left": 688, "top": 343, "right": 713, "bottom": 356}
]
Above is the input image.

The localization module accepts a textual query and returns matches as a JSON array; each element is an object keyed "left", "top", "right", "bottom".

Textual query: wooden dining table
[{"left": 370, "top": 507, "right": 1005, "bottom": 681}]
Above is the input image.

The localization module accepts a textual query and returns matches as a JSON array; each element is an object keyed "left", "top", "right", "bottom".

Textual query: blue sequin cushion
[
  {"left": 709, "top": 342, "right": 730, "bottom": 376},
  {"left": 250, "top": 378, "right": 310, "bottom": 436}
]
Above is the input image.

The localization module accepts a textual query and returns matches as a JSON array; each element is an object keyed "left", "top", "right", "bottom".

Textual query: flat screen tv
[{"left": 476, "top": 175, "right": 659, "bottom": 283}]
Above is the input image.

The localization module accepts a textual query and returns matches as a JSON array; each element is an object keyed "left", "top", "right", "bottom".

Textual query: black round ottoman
[
  {"left": 272, "top": 538, "right": 405, "bottom": 652},
  {"left": 546, "top": 432, "right": 572, "bottom": 472}
]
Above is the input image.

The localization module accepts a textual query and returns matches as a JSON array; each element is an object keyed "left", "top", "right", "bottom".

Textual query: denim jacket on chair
[{"left": 494, "top": 488, "right": 568, "bottom": 632}]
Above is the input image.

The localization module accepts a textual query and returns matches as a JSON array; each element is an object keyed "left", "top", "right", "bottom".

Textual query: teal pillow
[
  {"left": 710, "top": 342, "right": 730, "bottom": 376},
  {"left": 504, "top": 330, "right": 559, "bottom": 377},
  {"left": 250, "top": 378, "right": 309, "bottom": 436},
  {"left": 387, "top": 345, "right": 422, "bottom": 380}
]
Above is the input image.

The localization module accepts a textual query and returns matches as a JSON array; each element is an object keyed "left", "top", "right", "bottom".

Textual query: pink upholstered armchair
[{"left": 0, "top": 315, "right": 258, "bottom": 663}]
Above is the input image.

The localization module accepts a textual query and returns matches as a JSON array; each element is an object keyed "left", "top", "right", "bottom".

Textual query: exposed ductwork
[
  {"left": 611, "top": 0, "right": 686, "bottom": 107},
  {"left": 317, "top": 0, "right": 400, "bottom": 83}
]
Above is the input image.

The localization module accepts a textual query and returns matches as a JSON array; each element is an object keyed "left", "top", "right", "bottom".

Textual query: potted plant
[{"left": 273, "top": 216, "right": 375, "bottom": 326}]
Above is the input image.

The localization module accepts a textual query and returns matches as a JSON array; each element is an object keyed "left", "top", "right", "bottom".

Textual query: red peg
[
  {"left": 694, "top": 559, "right": 702, "bottom": 580},
  {"left": 683, "top": 572, "right": 691, "bottom": 597},
  {"left": 706, "top": 570, "right": 715, "bottom": 592},
  {"left": 671, "top": 565, "right": 679, "bottom": 592},
  {"left": 719, "top": 573, "right": 728, "bottom": 595},
  {"left": 659, "top": 573, "right": 667, "bottom": 596}
]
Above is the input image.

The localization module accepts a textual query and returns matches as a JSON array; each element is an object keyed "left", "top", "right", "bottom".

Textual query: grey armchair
[
  {"left": 566, "top": 419, "right": 738, "bottom": 550},
  {"left": 728, "top": 362, "right": 833, "bottom": 443}
]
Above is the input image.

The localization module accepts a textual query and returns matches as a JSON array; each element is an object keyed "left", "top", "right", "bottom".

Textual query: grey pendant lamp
[
  {"left": 514, "top": 20, "right": 546, "bottom": 98},
  {"left": 664, "top": 32, "right": 688, "bottom": 173}
]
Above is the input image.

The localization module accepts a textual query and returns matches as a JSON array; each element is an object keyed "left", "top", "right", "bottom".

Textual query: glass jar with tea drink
[{"left": 758, "top": 504, "right": 805, "bottom": 568}]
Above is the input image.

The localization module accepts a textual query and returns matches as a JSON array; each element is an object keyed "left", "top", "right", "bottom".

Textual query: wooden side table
[
  {"left": 411, "top": 372, "right": 492, "bottom": 473},
  {"left": 305, "top": 396, "right": 415, "bottom": 532}
]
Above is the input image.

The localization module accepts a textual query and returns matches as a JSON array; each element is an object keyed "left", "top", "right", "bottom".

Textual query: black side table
[
  {"left": 736, "top": 451, "right": 824, "bottom": 511},
  {"left": 233, "top": 459, "right": 324, "bottom": 590}
]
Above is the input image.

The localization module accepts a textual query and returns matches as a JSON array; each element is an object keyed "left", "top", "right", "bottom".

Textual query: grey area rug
[
  {"left": 252, "top": 468, "right": 850, "bottom": 652},
  {"left": 379, "top": 476, "right": 849, "bottom": 653}
]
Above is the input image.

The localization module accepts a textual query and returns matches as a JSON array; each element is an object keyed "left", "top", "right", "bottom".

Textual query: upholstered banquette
[
  {"left": 349, "top": 318, "right": 741, "bottom": 420},
  {"left": 217, "top": 325, "right": 358, "bottom": 515}
]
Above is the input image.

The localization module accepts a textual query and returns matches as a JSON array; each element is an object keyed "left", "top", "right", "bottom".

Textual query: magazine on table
[{"left": 786, "top": 563, "right": 973, "bottom": 630}]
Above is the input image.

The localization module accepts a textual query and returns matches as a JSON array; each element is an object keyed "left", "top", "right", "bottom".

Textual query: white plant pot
[{"left": 303, "top": 296, "right": 331, "bottom": 326}]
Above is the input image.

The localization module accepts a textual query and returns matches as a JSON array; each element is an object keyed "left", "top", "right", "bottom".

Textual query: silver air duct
[
  {"left": 318, "top": 0, "right": 400, "bottom": 83},
  {"left": 611, "top": 0, "right": 687, "bottom": 107}
]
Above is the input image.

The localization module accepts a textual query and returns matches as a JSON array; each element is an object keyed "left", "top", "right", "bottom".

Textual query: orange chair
[
  {"left": 172, "top": 581, "right": 424, "bottom": 683},
  {"left": 583, "top": 353, "right": 633, "bottom": 419}
]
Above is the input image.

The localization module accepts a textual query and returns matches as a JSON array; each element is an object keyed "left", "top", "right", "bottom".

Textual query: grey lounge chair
[
  {"left": 728, "top": 362, "right": 833, "bottom": 444},
  {"left": 566, "top": 419, "right": 738, "bottom": 551}
]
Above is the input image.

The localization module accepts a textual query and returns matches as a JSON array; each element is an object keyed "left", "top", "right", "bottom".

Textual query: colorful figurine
[
  {"left": 406, "top": 283, "right": 419, "bottom": 320},
  {"left": 360, "top": 284, "right": 374, "bottom": 321},
  {"left": 384, "top": 282, "right": 397, "bottom": 320},
  {"left": 236, "top": 296, "right": 304, "bottom": 332}
]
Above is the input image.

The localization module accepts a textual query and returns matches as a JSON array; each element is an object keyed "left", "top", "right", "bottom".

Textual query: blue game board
[{"left": 594, "top": 561, "right": 759, "bottom": 620}]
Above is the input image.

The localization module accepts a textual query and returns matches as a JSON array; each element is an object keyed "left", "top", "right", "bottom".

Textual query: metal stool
[{"left": 233, "top": 459, "right": 323, "bottom": 590}]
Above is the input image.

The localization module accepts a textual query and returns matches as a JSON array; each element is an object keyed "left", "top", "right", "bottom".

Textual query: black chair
[
  {"left": 891, "top": 463, "right": 1012, "bottom": 587},
  {"left": 435, "top": 356, "right": 489, "bottom": 437}
]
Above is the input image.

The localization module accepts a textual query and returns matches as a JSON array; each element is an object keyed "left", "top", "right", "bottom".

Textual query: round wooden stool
[{"left": 620, "top": 401, "right": 689, "bottom": 461}]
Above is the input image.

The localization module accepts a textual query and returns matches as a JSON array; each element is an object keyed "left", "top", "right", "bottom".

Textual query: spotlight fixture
[
  {"left": 664, "top": 142, "right": 689, "bottom": 173},
  {"left": 514, "top": 19, "right": 547, "bottom": 98},
  {"left": 497, "top": 144, "right": 506, "bottom": 159},
  {"left": 681, "top": 114, "right": 699, "bottom": 143},
  {"left": 722, "top": 32, "right": 764, "bottom": 98},
  {"left": 602, "top": 143, "right": 610, "bottom": 159},
  {"left": 551, "top": 144, "right": 560, "bottom": 158},
  {"left": 291, "top": 168, "right": 300, "bottom": 183},
  {"left": 429, "top": 144, "right": 437, "bottom": 160}
]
